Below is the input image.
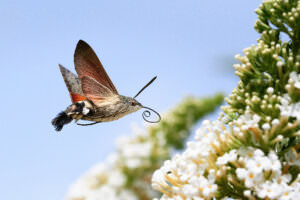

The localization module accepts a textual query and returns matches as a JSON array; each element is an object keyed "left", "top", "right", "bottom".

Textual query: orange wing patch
[{"left": 70, "top": 93, "right": 87, "bottom": 103}]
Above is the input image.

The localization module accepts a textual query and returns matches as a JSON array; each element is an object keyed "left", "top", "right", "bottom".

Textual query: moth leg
[
  {"left": 74, "top": 115, "right": 82, "bottom": 122},
  {"left": 76, "top": 121, "right": 101, "bottom": 126},
  {"left": 72, "top": 100, "right": 99, "bottom": 126}
]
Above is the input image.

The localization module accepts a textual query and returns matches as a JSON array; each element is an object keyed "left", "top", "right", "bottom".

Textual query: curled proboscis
[{"left": 141, "top": 106, "right": 161, "bottom": 123}]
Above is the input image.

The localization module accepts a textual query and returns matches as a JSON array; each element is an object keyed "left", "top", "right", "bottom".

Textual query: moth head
[{"left": 127, "top": 97, "right": 143, "bottom": 112}]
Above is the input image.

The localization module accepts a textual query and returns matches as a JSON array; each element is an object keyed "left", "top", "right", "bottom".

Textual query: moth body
[
  {"left": 52, "top": 40, "right": 158, "bottom": 131},
  {"left": 52, "top": 95, "right": 142, "bottom": 131},
  {"left": 85, "top": 95, "right": 142, "bottom": 122}
]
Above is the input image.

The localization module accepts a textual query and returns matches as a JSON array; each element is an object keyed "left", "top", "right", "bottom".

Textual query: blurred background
[{"left": 0, "top": 0, "right": 260, "bottom": 199}]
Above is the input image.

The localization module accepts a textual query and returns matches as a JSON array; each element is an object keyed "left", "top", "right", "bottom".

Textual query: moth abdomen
[
  {"left": 51, "top": 111, "right": 73, "bottom": 131},
  {"left": 70, "top": 101, "right": 93, "bottom": 116}
]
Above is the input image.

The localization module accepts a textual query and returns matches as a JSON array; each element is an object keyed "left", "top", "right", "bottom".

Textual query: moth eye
[{"left": 131, "top": 102, "right": 135, "bottom": 106}]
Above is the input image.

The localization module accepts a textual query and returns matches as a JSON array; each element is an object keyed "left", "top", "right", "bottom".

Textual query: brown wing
[
  {"left": 59, "top": 64, "right": 87, "bottom": 103},
  {"left": 74, "top": 40, "right": 119, "bottom": 95},
  {"left": 81, "top": 76, "right": 115, "bottom": 100}
]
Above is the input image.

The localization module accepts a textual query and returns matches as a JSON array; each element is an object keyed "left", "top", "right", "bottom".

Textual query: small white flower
[
  {"left": 267, "top": 87, "right": 274, "bottom": 94},
  {"left": 289, "top": 71, "right": 300, "bottom": 89},
  {"left": 245, "top": 172, "right": 263, "bottom": 188},
  {"left": 277, "top": 61, "right": 284, "bottom": 68},
  {"left": 279, "top": 174, "right": 292, "bottom": 184},
  {"left": 275, "top": 135, "right": 283, "bottom": 141},
  {"left": 216, "top": 150, "right": 237, "bottom": 166},
  {"left": 236, "top": 168, "right": 247, "bottom": 179},
  {"left": 152, "top": 170, "right": 168, "bottom": 190},
  {"left": 271, "top": 118, "right": 280, "bottom": 125},
  {"left": 267, "top": 151, "right": 281, "bottom": 172},
  {"left": 279, "top": 191, "right": 296, "bottom": 200},
  {"left": 236, "top": 168, "right": 263, "bottom": 187},
  {"left": 279, "top": 93, "right": 300, "bottom": 122},
  {"left": 257, "top": 181, "right": 283, "bottom": 199},
  {"left": 243, "top": 190, "right": 251, "bottom": 197},
  {"left": 202, "top": 183, "right": 217, "bottom": 197},
  {"left": 262, "top": 123, "right": 271, "bottom": 130},
  {"left": 295, "top": 82, "right": 300, "bottom": 89},
  {"left": 120, "top": 141, "right": 152, "bottom": 159},
  {"left": 253, "top": 149, "right": 264, "bottom": 157},
  {"left": 107, "top": 169, "right": 126, "bottom": 187},
  {"left": 285, "top": 150, "right": 300, "bottom": 166},
  {"left": 246, "top": 159, "right": 264, "bottom": 174},
  {"left": 182, "top": 185, "right": 199, "bottom": 197},
  {"left": 238, "top": 113, "right": 261, "bottom": 130},
  {"left": 237, "top": 147, "right": 256, "bottom": 159}
]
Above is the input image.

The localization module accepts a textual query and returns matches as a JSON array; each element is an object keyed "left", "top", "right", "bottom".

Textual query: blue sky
[{"left": 0, "top": 0, "right": 260, "bottom": 199}]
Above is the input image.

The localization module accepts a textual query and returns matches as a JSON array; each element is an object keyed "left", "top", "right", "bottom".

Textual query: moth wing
[
  {"left": 59, "top": 64, "right": 87, "bottom": 103},
  {"left": 70, "top": 93, "right": 87, "bottom": 102},
  {"left": 81, "top": 76, "right": 115, "bottom": 100},
  {"left": 74, "top": 40, "right": 119, "bottom": 95}
]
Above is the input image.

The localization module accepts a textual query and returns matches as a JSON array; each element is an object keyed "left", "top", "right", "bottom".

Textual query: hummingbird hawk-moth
[{"left": 52, "top": 40, "right": 160, "bottom": 131}]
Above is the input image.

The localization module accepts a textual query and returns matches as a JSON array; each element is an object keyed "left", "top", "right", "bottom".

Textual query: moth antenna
[{"left": 134, "top": 76, "right": 157, "bottom": 99}]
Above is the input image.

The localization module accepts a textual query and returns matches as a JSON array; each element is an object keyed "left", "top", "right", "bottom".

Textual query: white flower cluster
[
  {"left": 222, "top": 148, "right": 300, "bottom": 199},
  {"left": 116, "top": 132, "right": 154, "bottom": 169},
  {"left": 66, "top": 127, "right": 159, "bottom": 200},
  {"left": 150, "top": 73, "right": 300, "bottom": 200},
  {"left": 152, "top": 120, "right": 222, "bottom": 199},
  {"left": 152, "top": 113, "right": 300, "bottom": 199},
  {"left": 66, "top": 162, "right": 137, "bottom": 200},
  {"left": 279, "top": 93, "right": 300, "bottom": 121},
  {"left": 288, "top": 72, "right": 300, "bottom": 89},
  {"left": 279, "top": 72, "right": 300, "bottom": 121}
]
